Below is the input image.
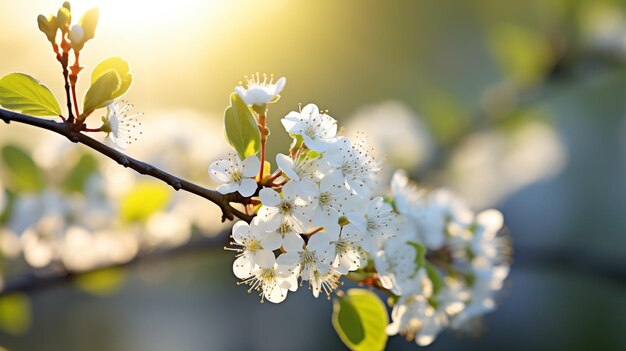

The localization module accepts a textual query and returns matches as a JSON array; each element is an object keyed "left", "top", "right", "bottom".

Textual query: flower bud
[
  {"left": 80, "top": 7, "right": 99, "bottom": 43},
  {"left": 37, "top": 14, "right": 58, "bottom": 44},
  {"left": 56, "top": 7, "right": 71, "bottom": 33},
  {"left": 69, "top": 25, "right": 84, "bottom": 50}
]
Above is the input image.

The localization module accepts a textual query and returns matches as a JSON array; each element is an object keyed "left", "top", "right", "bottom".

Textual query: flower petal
[
  {"left": 233, "top": 255, "right": 254, "bottom": 279},
  {"left": 276, "top": 153, "right": 299, "bottom": 181},
  {"left": 254, "top": 249, "right": 276, "bottom": 269},
  {"left": 217, "top": 182, "right": 238, "bottom": 195},
  {"left": 242, "top": 156, "right": 261, "bottom": 177},
  {"left": 259, "top": 188, "right": 281, "bottom": 207},
  {"left": 238, "top": 178, "right": 258, "bottom": 197}
]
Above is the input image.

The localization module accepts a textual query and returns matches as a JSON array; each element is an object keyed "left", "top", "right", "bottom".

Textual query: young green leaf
[
  {"left": 0, "top": 293, "right": 31, "bottom": 335},
  {"left": 61, "top": 154, "right": 99, "bottom": 193},
  {"left": 120, "top": 181, "right": 171, "bottom": 222},
  {"left": 1, "top": 145, "right": 45, "bottom": 193},
  {"left": 224, "top": 93, "right": 261, "bottom": 159},
  {"left": 75, "top": 268, "right": 128, "bottom": 296},
  {"left": 0, "top": 73, "right": 61, "bottom": 117},
  {"left": 82, "top": 70, "right": 121, "bottom": 118},
  {"left": 332, "top": 289, "right": 389, "bottom": 351},
  {"left": 80, "top": 7, "right": 99, "bottom": 42},
  {"left": 91, "top": 57, "right": 133, "bottom": 100},
  {"left": 425, "top": 263, "right": 443, "bottom": 296}
]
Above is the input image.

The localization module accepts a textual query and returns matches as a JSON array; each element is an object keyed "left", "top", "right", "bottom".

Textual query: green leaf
[
  {"left": 425, "top": 263, "right": 443, "bottom": 296},
  {"left": 120, "top": 181, "right": 171, "bottom": 222},
  {"left": 420, "top": 91, "right": 470, "bottom": 146},
  {"left": 1, "top": 145, "right": 44, "bottom": 193},
  {"left": 488, "top": 24, "right": 551, "bottom": 86},
  {"left": 91, "top": 57, "right": 133, "bottom": 100},
  {"left": 332, "top": 289, "right": 389, "bottom": 351},
  {"left": 0, "top": 73, "right": 61, "bottom": 117},
  {"left": 224, "top": 93, "right": 261, "bottom": 159},
  {"left": 82, "top": 70, "right": 120, "bottom": 118},
  {"left": 75, "top": 268, "right": 127, "bottom": 296},
  {"left": 79, "top": 7, "right": 99, "bottom": 42},
  {"left": 0, "top": 293, "right": 31, "bottom": 335},
  {"left": 407, "top": 241, "right": 426, "bottom": 271},
  {"left": 62, "top": 154, "right": 99, "bottom": 193}
]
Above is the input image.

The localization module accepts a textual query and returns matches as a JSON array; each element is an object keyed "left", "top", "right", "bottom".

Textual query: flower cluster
[
  {"left": 381, "top": 170, "right": 511, "bottom": 346},
  {"left": 213, "top": 79, "right": 511, "bottom": 349},
  {"left": 210, "top": 82, "right": 398, "bottom": 302}
]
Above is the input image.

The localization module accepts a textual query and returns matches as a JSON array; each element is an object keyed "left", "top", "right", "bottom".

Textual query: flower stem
[
  {"left": 69, "top": 51, "right": 82, "bottom": 120},
  {"left": 57, "top": 37, "right": 74, "bottom": 123},
  {"left": 258, "top": 112, "right": 268, "bottom": 180},
  {"left": 265, "top": 170, "right": 283, "bottom": 186}
]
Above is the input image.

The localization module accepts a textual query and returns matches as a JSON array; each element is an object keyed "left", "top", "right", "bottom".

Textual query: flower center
[
  {"left": 259, "top": 268, "right": 276, "bottom": 281},
  {"left": 279, "top": 201, "right": 293, "bottom": 214},
  {"left": 319, "top": 192, "right": 331, "bottom": 205},
  {"left": 301, "top": 250, "right": 316, "bottom": 265},
  {"left": 277, "top": 221, "right": 292, "bottom": 236},
  {"left": 247, "top": 239, "right": 262, "bottom": 252},
  {"left": 231, "top": 171, "right": 243, "bottom": 183},
  {"left": 305, "top": 125, "right": 318, "bottom": 139}
]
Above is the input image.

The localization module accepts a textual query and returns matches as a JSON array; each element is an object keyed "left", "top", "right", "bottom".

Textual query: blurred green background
[{"left": 1, "top": 0, "right": 626, "bottom": 350}]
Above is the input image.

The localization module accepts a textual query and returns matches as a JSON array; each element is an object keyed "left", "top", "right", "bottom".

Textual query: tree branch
[{"left": 0, "top": 108, "right": 254, "bottom": 223}]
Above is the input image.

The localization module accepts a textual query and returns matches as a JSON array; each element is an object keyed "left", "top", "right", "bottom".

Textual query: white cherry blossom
[
  {"left": 275, "top": 152, "right": 329, "bottom": 182},
  {"left": 261, "top": 219, "right": 305, "bottom": 253},
  {"left": 308, "top": 172, "right": 357, "bottom": 231},
  {"left": 227, "top": 219, "right": 277, "bottom": 279},
  {"left": 277, "top": 232, "right": 337, "bottom": 298},
  {"left": 348, "top": 196, "right": 399, "bottom": 251},
  {"left": 326, "top": 135, "right": 379, "bottom": 197},
  {"left": 239, "top": 260, "right": 293, "bottom": 304},
  {"left": 235, "top": 73, "right": 286, "bottom": 107},
  {"left": 281, "top": 103, "right": 338, "bottom": 151},
  {"left": 331, "top": 223, "right": 366, "bottom": 275},
  {"left": 375, "top": 233, "right": 420, "bottom": 295},
  {"left": 209, "top": 155, "right": 260, "bottom": 197},
  {"left": 257, "top": 181, "right": 315, "bottom": 232},
  {"left": 102, "top": 101, "right": 142, "bottom": 150}
]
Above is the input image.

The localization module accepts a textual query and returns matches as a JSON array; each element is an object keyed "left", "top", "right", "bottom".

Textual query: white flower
[
  {"left": 227, "top": 219, "right": 277, "bottom": 279},
  {"left": 239, "top": 261, "right": 293, "bottom": 304},
  {"left": 470, "top": 209, "right": 509, "bottom": 266},
  {"left": 308, "top": 172, "right": 357, "bottom": 231},
  {"left": 275, "top": 152, "right": 329, "bottom": 182},
  {"left": 348, "top": 197, "right": 399, "bottom": 251},
  {"left": 391, "top": 170, "right": 423, "bottom": 217},
  {"left": 102, "top": 101, "right": 142, "bottom": 150},
  {"left": 450, "top": 264, "right": 509, "bottom": 329},
  {"left": 385, "top": 270, "right": 436, "bottom": 342},
  {"left": 277, "top": 232, "right": 337, "bottom": 298},
  {"left": 260, "top": 219, "right": 305, "bottom": 253},
  {"left": 386, "top": 274, "right": 462, "bottom": 347},
  {"left": 309, "top": 268, "right": 342, "bottom": 299},
  {"left": 209, "top": 155, "right": 260, "bottom": 197},
  {"left": 326, "top": 135, "right": 379, "bottom": 197},
  {"left": 331, "top": 223, "right": 366, "bottom": 275},
  {"left": 281, "top": 103, "right": 338, "bottom": 151},
  {"left": 257, "top": 181, "right": 315, "bottom": 232},
  {"left": 234, "top": 73, "right": 286, "bottom": 107},
  {"left": 374, "top": 234, "right": 420, "bottom": 295}
]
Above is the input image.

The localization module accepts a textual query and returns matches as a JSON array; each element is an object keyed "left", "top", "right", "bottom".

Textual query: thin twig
[{"left": 0, "top": 108, "right": 254, "bottom": 223}]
